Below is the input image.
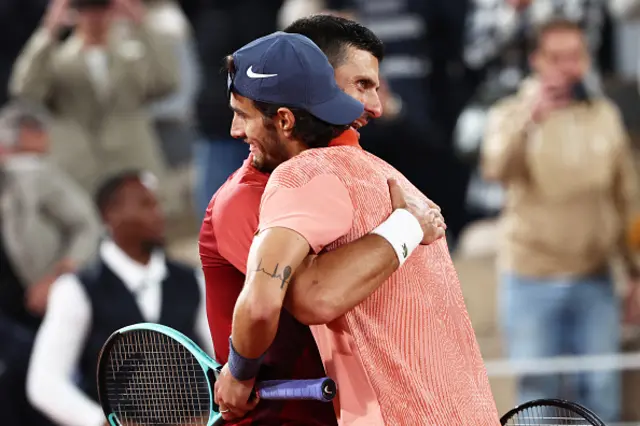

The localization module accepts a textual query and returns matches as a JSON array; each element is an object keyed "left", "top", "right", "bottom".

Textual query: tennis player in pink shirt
[{"left": 215, "top": 32, "right": 500, "bottom": 425}]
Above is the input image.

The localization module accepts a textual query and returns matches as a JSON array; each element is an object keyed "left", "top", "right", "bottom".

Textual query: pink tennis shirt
[{"left": 259, "top": 129, "right": 500, "bottom": 425}]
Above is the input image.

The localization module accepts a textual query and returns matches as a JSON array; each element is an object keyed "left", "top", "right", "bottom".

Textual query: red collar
[{"left": 328, "top": 128, "right": 361, "bottom": 148}]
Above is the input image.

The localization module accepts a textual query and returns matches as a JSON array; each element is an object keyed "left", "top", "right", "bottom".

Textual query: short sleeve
[
  {"left": 259, "top": 174, "right": 354, "bottom": 253},
  {"left": 214, "top": 184, "right": 263, "bottom": 275}
]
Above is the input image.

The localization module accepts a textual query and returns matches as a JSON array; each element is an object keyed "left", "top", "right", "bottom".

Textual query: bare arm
[
  {"left": 231, "top": 227, "right": 311, "bottom": 358},
  {"left": 285, "top": 179, "right": 442, "bottom": 325},
  {"left": 284, "top": 234, "right": 398, "bottom": 324}
]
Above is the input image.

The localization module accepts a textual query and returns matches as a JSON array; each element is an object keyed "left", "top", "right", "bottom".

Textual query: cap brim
[{"left": 307, "top": 91, "right": 364, "bottom": 126}]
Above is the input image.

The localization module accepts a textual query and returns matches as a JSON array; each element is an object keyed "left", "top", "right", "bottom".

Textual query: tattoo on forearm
[{"left": 254, "top": 259, "right": 292, "bottom": 289}]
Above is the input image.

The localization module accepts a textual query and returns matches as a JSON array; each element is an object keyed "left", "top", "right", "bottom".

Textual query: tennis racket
[
  {"left": 96, "top": 323, "right": 337, "bottom": 426},
  {"left": 500, "top": 399, "right": 606, "bottom": 425}
]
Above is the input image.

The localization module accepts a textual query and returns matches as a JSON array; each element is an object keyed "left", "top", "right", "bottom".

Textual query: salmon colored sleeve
[
  {"left": 259, "top": 174, "right": 354, "bottom": 254},
  {"left": 214, "top": 184, "right": 263, "bottom": 275}
]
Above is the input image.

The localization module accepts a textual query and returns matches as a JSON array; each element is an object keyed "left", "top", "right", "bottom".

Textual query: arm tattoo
[{"left": 254, "top": 259, "right": 292, "bottom": 289}]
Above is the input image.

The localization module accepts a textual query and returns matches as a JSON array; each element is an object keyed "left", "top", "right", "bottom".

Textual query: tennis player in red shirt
[{"left": 199, "top": 16, "right": 446, "bottom": 425}]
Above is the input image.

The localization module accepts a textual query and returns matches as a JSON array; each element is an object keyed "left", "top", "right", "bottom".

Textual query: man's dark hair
[
  {"left": 224, "top": 56, "right": 349, "bottom": 149},
  {"left": 533, "top": 18, "right": 584, "bottom": 50},
  {"left": 284, "top": 14, "right": 384, "bottom": 67},
  {"left": 95, "top": 170, "right": 143, "bottom": 217}
]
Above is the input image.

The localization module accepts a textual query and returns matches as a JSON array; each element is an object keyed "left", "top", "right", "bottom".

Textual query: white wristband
[{"left": 370, "top": 208, "right": 423, "bottom": 266}]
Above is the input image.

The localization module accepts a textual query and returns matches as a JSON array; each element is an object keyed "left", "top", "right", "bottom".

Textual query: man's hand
[
  {"left": 388, "top": 178, "right": 446, "bottom": 245},
  {"left": 213, "top": 364, "right": 259, "bottom": 421},
  {"left": 506, "top": 0, "right": 532, "bottom": 11},
  {"left": 44, "top": 0, "right": 71, "bottom": 35},
  {"left": 531, "top": 76, "right": 571, "bottom": 123},
  {"left": 25, "top": 275, "right": 56, "bottom": 316},
  {"left": 624, "top": 280, "right": 640, "bottom": 325},
  {"left": 54, "top": 258, "right": 76, "bottom": 276}
]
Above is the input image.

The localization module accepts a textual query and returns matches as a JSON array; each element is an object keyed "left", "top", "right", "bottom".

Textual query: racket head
[
  {"left": 500, "top": 399, "right": 606, "bottom": 426},
  {"left": 96, "top": 323, "right": 223, "bottom": 426}
]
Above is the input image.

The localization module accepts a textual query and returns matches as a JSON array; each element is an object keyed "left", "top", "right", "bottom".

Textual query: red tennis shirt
[{"left": 198, "top": 155, "right": 337, "bottom": 426}]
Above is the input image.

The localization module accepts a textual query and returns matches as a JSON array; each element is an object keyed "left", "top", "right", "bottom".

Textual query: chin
[{"left": 143, "top": 239, "right": 165, "bottom": 252}]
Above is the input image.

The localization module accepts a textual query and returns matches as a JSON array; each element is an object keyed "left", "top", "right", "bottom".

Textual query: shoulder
[
  {"left": 48, "top": 273, "right": 90, "bottom": 313},
  {"left": 215, "top": 180, "right": 265, "bottom": 212},
  {"left": 268, "top": 147, "right": 354, "bottom": 189},
  {"left": 75, "top": 257, "right": 104, "bottom": 288},
  {"left": 592, "top": 97, "right": 623, "bottom": 120}
]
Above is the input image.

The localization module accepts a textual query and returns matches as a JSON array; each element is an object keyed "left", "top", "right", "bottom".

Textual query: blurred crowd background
[{"left": 2, "top": 0, "right": 640, "bottom": 424}]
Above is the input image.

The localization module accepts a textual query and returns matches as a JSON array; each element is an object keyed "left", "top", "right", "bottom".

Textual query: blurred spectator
[
  {"left": 481, "top": 19, "right": 639, "bottom": 422},
  {"left": 0, "top": 100, "right": 101, "bottom": 328},
  {"left": 145, "top": 0, "right": 201, "bottom": 167},
  {"left": 189, "top": 0, "right": 285, "bottom": 218},
  {"left": 318, "top": 0, "right": 475, "bottom": 246},
  {"left": 457, "top": 0, "right": 631, "bottom": 221},
  {"left": 0, "top": 100, "right": 100, "bottom": 426},
  {"left": 26, "top": 170, "right": 213, "bottom": 426},
  {"left": 9, "top": 0, "right": 178, "bottom": 195}
]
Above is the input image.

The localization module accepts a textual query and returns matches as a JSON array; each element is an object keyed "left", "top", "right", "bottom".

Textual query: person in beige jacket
[
  {"left": 0, "top": 100, "right": 101, "bottom": 326},
  {"left": 481, "top": 19, "right": 639, "bottom": 422},
  {"left": 9, "top": 0, "right": 178, "bottom": 194}
]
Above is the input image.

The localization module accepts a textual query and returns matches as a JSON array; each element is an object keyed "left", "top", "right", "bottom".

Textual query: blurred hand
[
  {"left": 378, "top": 78, "right": 402, "bottom": 121},
  {"left": 44, "top": 0, "right": 71, "bottom": 35},
  {"left": 320, "top": 9, "right": 357, "bottom": 20},
  {"left": 388, "top": 178, "right": 446, "bottom": 245},
  {"left": 624, "top": 280, "right": 640, "bottom": 325},
  {"left": 55, "top": 258, "right": 77, "bottom": 276},
  {"left": 112, "top": 0, "right": 145, "bottom": 23},
  {"left": 506, "top": 0, "right": 532, "bottom": 11},
  {"left": 531, "top": 77, "right": 571, "bottom": 123},
  {"left": 25, "top": 275, "right": 56, "bottom": 317}
]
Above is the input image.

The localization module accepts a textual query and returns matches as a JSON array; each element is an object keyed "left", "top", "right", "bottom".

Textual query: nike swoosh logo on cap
[{"left": 246, "top": 66, "right": 278, "bottom": 79}]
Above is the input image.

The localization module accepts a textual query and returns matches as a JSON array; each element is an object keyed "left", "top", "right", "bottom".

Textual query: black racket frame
[{"left": 500, "top": 399, "right": 606, "bottom": 426}]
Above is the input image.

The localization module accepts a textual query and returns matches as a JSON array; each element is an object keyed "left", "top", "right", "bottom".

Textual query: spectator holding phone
[
  {"left": 481, "top": 19, "right": 640, "bottom": 423},
  {"left": 9, "top": 0, "right": 178, "bottom": 197}
]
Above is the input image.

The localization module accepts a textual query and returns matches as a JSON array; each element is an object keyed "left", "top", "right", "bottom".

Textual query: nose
[
  {"left": 365, "top": 92, "right": 383, "bottom": 119},
  {"left": 230, "top": 115, "right": 246, "bottom": 139}
]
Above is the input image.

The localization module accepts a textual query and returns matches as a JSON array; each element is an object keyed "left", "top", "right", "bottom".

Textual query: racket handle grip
[{"left": 256, "top": 377, "right": 336, "bottom": 402}]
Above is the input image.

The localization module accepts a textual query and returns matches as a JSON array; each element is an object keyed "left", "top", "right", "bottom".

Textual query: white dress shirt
[
  {"left": 26, "top": 240, "right": 213, "bottom": 426},
  {"left": 84, "top": 47, "right": 110, "bottom": 101}
]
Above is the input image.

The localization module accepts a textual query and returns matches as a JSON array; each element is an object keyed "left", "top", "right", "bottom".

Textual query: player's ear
[{"left": 276, "top": 107, "right": 296, "bottom": 135}]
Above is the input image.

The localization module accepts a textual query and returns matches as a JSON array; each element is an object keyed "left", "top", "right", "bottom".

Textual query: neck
[
  {"left": 111, "top": 237, "right": 152, "bottom": 265},
  {"left": 289, "top": 139, "right": 307, "bottom": 157}
]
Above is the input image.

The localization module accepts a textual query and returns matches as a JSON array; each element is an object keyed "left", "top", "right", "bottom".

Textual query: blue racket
[{"left": 96, "top": 323, "right": 336, "bottom": 426}]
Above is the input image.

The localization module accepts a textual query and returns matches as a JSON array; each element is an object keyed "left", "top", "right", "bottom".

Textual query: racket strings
[
  {"left": 504, "top": 405, "right": 593, "bottom": 425},
  {"left": 103, "top": 330, "right": 211, "bottom": 425}
]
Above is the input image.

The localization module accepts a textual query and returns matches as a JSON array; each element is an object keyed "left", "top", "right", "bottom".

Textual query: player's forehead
[
  {"left": 229, "top": 92, "right": 256, "bottom": 115},
  {"left": 336, "top": 46, "right": 380, "bottom": 86}
]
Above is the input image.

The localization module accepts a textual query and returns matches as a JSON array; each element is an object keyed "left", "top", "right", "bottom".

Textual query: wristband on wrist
[
  {"left": 369, "top": 208, "right": 423, "bottom": 266},
  {"left": 227, "top": 337, "right": 265, "bottom": 381}
]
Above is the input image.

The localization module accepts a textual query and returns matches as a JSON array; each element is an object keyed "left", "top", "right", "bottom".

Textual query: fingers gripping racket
[
  {"left": 96, "top": 323, "right": 337, "bottom": 426},
  {"left": 500, "top": 399, "right": 606, "bottom": 426}
]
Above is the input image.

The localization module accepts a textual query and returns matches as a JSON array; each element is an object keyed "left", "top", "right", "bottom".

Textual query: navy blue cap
[{"left": 229, "top": 32, "right": 364, "bottom": 126}]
